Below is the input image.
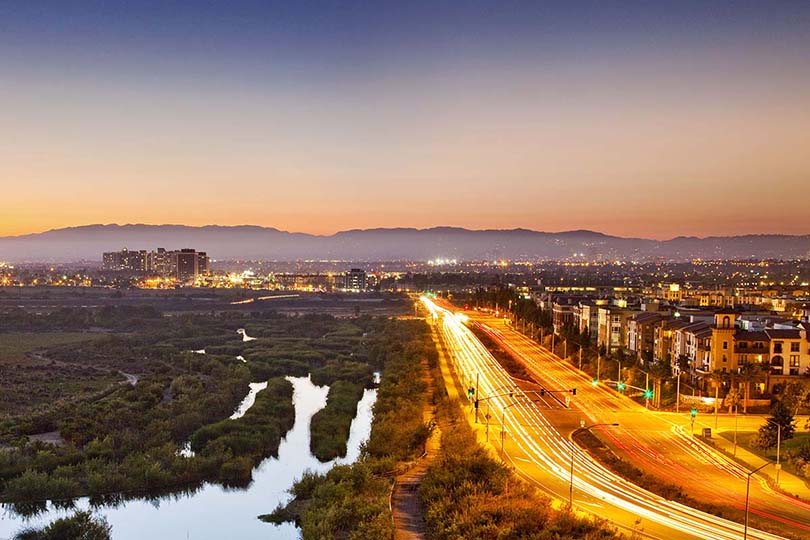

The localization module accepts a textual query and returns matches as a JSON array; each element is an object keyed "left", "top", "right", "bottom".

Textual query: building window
[
  {"left": 774, "top": 342, "right": 783, "bottom": 354},
  {"left": 723, "top": 316, "right": 730, "bottom": 328},
  {"left": 739, "top": 342, "right": 748, "bottom": 349},
  {"left": 723, "top": 341, "right": 728, "bottom": 350},
  {"left": 722, "top": 355, "right": 727, "bottom": 363},
  {"left": 790, "top": 355, "right": 800, "bottom": 367},
  {"left": 791, "top": 342, "right": 800, "bottom": 353}
]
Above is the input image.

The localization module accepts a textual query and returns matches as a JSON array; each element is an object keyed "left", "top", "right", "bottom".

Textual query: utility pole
[
  {"left": 564, "top": 339, "right": 568, "bottom": 360},
  {"left": 578, "top": 347, "right": 583, "bottom": 370}
]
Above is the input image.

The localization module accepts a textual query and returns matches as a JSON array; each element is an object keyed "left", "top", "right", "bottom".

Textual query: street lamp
[
  {"left": 500, "top": 399, "right": 525, "bottom": 456},
  {"left": 764, "top": 418, "right": 783, "bottom": 486},
  {"left": 569, "top": 422, "right": 619, "bottom": 509},
  {"left": 744, "top": 463, "right": 768, "bottom": 540}
]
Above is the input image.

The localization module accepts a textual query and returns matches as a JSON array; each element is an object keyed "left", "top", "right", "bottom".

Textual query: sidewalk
[
  {"left": 699, "top": 423, "right": 810, "bottom": 501},
  {"left": 391, "top": 350, "right": 441, "bottom": 540}
]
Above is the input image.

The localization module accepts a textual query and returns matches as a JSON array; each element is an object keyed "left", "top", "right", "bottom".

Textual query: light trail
[
  {"left": 422, "top": 296, "right": 786, "bottom": 540},
  {"left": 487, "top": 318, "right": 810, "bottom": 526}
]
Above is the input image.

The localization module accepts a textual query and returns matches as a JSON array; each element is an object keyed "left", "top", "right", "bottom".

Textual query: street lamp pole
[
  {"left": 765, "top": 419, "right": 783, "bottom": 486},
  {"left": 744, "top": 463, "right": 769, "bottom": 540},
  {"left": 596, "top": 355, "right": 601, "bottom": 383},
  {"left": 569, "top": 422, "right": 619, "bottom": 509},
  {"left": 675, "top": 365, "right": 681, "bottom": 413},
  {"left": 500, "top": 400, "right": 524, "bottom": 457},
  {"left": 475, "top": 373, "right": 480, "bottom": 423},
  {"left": 733, "top": 404, "right": 739, "bottom": 457}
]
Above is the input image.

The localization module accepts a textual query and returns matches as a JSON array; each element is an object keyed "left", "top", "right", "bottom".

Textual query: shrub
[{"left": 14, "top": 510, "right": 111, "bottom": 540}]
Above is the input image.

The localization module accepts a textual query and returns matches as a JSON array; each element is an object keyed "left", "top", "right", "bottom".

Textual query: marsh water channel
[{"left": 0, "top": 375, "right": 378, "bottom": 540}]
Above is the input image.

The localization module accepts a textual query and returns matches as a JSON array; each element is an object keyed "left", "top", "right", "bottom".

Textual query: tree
[
  {"left": 724, "top": 387, "right": 741, "bottom": 414},
  {"left": 756, "top": 401, "right": 796, "bottom": 449},
  {"left": 781, "top": 381, "right": 810, "bottom": 416},
  {"left": 738, "top": 362, "right": 766, "bottom": 413}
]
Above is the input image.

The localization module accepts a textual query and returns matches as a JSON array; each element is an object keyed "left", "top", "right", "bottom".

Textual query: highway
[
  {"left": 470, "top": 312, "right": 810, "bottom": 537},
  {"left": 423, "top": 296, "right": 791, "bottom": 540}
]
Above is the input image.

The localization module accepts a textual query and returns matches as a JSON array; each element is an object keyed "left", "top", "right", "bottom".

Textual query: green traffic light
[
  {"left": 690, "top": 408, "right": 697, "bottom": 418},
  {"left": 591, "top": 379, "right": 598, "bottom": 387},
  {"left": 617, "top": 382, "right": 626, "bottom": 391},
  {"left": 644, "top": 390, "right": 653, "bottom": 399}
]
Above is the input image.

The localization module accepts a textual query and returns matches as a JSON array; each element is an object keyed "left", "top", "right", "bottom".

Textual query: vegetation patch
[
  {"left": 310, "top": 380, "right": 366, "bottom": 461},
  {"left": 0, "top": 307, "right": 384, "bottom": 513},
  {"left": 420, "top": 400, "right": 618, "bottom": 540},
  {"left": 0, "top": 332, "right": 114, "bottom": 416},
  {"left": 190, "top": 377, "right": 295, "bottom": 484},
  {"left": 470, "top": 325, "right": 534, "bottom": 381},
  {"left": 13, "top": 510, "right": 111, "bottom": 540},
  {"left": 265, "top": 319, "right": 435, "bottom": 537}
]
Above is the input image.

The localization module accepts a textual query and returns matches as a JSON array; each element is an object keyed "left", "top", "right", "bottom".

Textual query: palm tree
[
  {"left": 706, "top": 369, "right": 729, "bottom": 417},
  {"left": 737, "top": 362, "right": 765, "bottom": 414}
]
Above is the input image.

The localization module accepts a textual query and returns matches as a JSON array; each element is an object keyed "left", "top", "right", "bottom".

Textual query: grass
[
  {"left": 0, "top": 332, "right": 116, "bottom": 416},
  {"left": 0, "top": 332, "right": 105, "bottom": 365},
  {"left": 718, "top": 430, "right": 810, "bottom": 481},
  {"left": 718, "top": 430, "right": 810, "bottom": 459}
]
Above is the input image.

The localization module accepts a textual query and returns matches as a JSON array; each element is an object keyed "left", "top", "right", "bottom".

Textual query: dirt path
[{"left": 391, "top": 351, "right": 441, "bottom": 540}]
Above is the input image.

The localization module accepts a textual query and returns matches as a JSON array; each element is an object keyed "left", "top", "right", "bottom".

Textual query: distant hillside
[{"left": 0, "top": 224, "right": 808, "bottom": 262}]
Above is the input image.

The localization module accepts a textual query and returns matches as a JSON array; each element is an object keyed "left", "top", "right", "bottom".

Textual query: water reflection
[
  {"left": 0, "top": 376, "right": 378, "bottom": 540},
  {"left": 229, "top": 381, "right": 268, "bottom": 420}
]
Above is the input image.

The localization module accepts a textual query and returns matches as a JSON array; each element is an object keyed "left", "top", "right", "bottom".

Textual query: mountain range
[{"left": 0, "top": 224, "right": 808, "bottom": 262}]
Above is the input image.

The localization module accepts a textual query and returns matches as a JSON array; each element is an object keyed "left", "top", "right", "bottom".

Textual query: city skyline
[{"left": 3, "top": 1, "right": 810, "bottom": 239}]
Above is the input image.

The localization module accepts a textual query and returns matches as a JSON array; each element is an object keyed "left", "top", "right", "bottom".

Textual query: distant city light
[{"left": 427, "top": 258, "right": 458, "bottom": 266}]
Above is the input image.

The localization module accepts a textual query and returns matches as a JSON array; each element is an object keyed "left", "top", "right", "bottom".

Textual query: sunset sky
[{"left": 2, "top": 1, "right": 809, "bottom": 239}]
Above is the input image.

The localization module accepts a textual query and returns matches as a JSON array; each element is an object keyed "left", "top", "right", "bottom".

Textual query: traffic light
[
  {"left": 690, "top": 407, "right": 697, "bottom": 418},
  {"left": 571, "top": 388, "right": 576, "bottom": 396},
  {"left": 540, "top": 389, "right": 546, "bottom": 397},
  {"left": 591, "top": 379, "right": 598, "bottom": 387},
  {"left": 644, "top": 389, "right": 653, "bottom": 399},
  {"left": 468, "top": 387, "right": 475, "bottom": 398},
  {"left": 617, "top": 382, "right": 626, "bottom": 391}
]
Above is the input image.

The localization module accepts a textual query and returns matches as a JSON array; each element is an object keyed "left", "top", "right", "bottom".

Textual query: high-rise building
[
  {"left": 148, "top": 248, "right": 174, "bottom": 276},
  {"left": 102, "top": 247, "right": 208, "bottom": 280},
  {"left": 345, "top": 268, "right": 366, "bottom": 291},
  {"left": 174, "top": 249, "right": 199, "bottom": 281},
  {"left": 102, "top": 248, "right": 148, "bottom": 272},
  {"left": 197, "top": 252, "right": 209, "bottom": 275}
]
